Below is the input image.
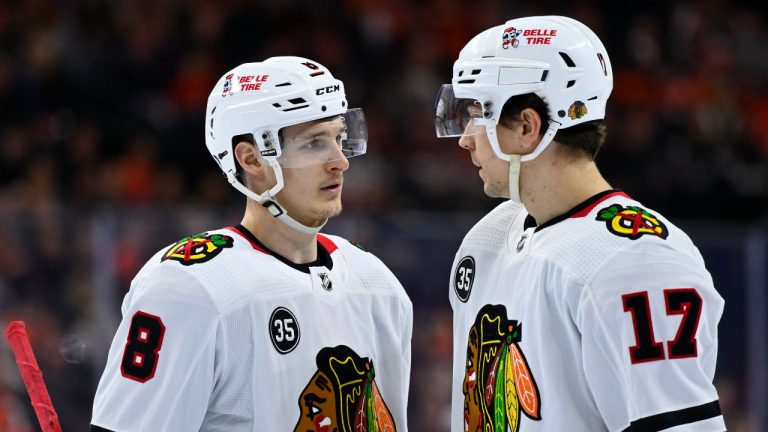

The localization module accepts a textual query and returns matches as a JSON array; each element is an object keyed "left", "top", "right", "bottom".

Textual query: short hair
[{"left": 498, "top": 93, "right": 607, "bottom": 159}]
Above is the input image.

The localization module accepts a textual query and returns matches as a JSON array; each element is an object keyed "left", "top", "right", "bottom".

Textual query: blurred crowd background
[{"left": 1, "top": 0, "right": 767, "bottom": 430}]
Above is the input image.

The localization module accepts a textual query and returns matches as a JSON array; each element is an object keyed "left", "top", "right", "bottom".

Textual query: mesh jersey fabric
[
  {"left": 91, "top": 228, "right": 412, "bottom": 432},
  {"left": 449, "top": 192, "right": 724, "bottom": 432}
]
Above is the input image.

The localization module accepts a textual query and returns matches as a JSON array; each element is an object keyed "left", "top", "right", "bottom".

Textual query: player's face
[
  {"left": 457, "top": 124, "right": 510, "bottom": 199},
  {"left": 276, "top": 119, "right": 350, "bottom": 227},
  {"left": 295, "top": 371, "right": 338, "bottom": 432},
  {"left": 463, "top": 327, "right": 482, "bottom": 432}
]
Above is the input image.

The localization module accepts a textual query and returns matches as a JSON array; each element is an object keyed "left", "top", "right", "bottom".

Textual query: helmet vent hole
[
  {"left": 288, "top": 97, "right": 307, "bottom": 104},
  {"left": 457, "top": 79, "right": 476, "bottom": 84},
  {"left": 275, "top": 82, "right": 292, "bottom": 87},
  {"left": 541, "top": 70, "right": 549, "bottom": 81},
  {"left": 272, "top": 103, "right": 282, "bottom": 108},
  {"left": 458, "top": 70, "right": 464, "bottom": 77},
  {"left": 566, "top": 80, "right": 576, "bottom": 88},
  {"left": 471, "top": 69, "right": 481, "bottom": 75},
  {"left": 588, "top": 96, "right": 598, "bottom": 101},
  {"left": 310, "top": 71, "right": 325, "bottom": 77},
  {"left": 559, "top": 52, "right": 576, "bottom": 68}
]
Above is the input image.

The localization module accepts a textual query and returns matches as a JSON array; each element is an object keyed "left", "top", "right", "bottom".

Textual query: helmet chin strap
[
  {"left": 486, "top": 121, "right": 560, "bottom": 203},
  {"left": 508, "top": 154, "right": 522, "bottom": 203},
  {"left": 226, "top": 160, "right": 326, "bottom": 235}
]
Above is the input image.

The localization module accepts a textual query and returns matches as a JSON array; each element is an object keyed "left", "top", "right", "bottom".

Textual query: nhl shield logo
[{"left": 318, "top": 272, "right": 333, "bottom": 291}]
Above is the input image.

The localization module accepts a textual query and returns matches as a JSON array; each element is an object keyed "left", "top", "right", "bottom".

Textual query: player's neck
[
  {"left": 240, "top": 201, "right": 318, "bottom": 264},
  {"left": 520, "top": 145, "right": 611, "bottom": 225}
]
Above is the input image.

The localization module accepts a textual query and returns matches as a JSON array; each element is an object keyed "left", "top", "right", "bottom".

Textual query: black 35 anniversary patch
[
  {"left": 596, "top": 204, "right": 669, "bottom": 240},
  {"left": 454, "top": 256, "right": 476, "bottom": 302},
  {"left": 269, "top": 307, "right": 300, "bottom": 354},
  {"left": 161, "top": 233, "right": 234, "bottom": 265}
]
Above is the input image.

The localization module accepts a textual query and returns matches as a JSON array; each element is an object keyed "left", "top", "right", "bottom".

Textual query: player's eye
[
  {"left": 304, "top": 139, "right": 322, "bottom": 150},
  {"left": 467, "top": 358, "right": 473, "bottom": 368}
]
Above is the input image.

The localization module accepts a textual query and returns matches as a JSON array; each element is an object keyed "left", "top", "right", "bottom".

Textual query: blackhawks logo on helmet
[
  {"left": 295, "top": 345, "right": 396, "bottom": 432},
  {"left": 596, "top": 204, "right": 669, "bottom": 240},
  {"left": 567, "top": 101, "right": 587, "bottom": 120},
  {"left": 464, "top": 305, "right": 541, "bottom": 432},
  {"left": 161, "top": 233, "right": 234, "bottom": 266}
]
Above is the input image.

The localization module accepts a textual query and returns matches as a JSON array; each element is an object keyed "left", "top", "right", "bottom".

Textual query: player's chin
[
  {"left": 316, "top": 201, "right": 343, "bottom": 220},
  {"left": 482, "top": 181, "right": 508, "bottom": 199}
]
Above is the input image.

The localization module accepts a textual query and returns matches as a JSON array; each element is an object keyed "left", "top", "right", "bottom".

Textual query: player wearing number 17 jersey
[
  {"left": 435, "top": 16, "right": 725, "bottom": 431},
  {"left": 90, "top": 57, "right": 412, "bottom": 431}
]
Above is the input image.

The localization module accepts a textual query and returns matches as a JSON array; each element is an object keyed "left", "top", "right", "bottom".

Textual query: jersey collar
[
  {"left": 227, "top": 224, "right": 335, "bottom": 273},
  {"left": 527, "top": 189, "right": 629, "bottom": 232}
]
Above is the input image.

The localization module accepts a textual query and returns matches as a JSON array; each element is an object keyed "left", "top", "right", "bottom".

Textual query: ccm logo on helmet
[{"left": 316, "top": 85, "right": 340, "bottom": 95}]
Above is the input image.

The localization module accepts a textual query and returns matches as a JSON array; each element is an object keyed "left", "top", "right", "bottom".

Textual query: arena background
[{"left": 1, "top": 0, "right": 766, "bottom": 430}]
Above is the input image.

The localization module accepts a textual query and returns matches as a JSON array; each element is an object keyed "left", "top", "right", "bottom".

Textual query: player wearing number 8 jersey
[
  {"left": 90, "top": 57, "right": 412, "bottom": 431},
  {"left": 435, "top": 16, "right": 725, "bottom": 431}
]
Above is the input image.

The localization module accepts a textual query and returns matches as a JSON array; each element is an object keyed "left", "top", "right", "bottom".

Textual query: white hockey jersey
[
  {"left": 91, "top": 225, "right": 412, "bottom": 432},
  {"left": 449, "top": 191, "right": 725, "bottom": 432}
]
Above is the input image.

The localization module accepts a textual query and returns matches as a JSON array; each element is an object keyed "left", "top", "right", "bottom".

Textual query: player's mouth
[
  {"left": 467, "top": 368, "right": 476, "bottom": 388},
  {"left": 320, "top": 180, "right": 342, "bottom": 194}
]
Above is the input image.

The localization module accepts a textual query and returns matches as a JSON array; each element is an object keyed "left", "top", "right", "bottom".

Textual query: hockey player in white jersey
[
  {"left": 90, "top": 57, "right": 412, "bottom": 431},
  {"left": 434, "top": 16, "right": 725, "bottom": 432}
]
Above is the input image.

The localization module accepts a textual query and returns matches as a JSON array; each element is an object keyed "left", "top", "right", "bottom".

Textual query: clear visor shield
[
  {"left": 276, "top": 108, "right": 368, "bottom": 168},
  {"left": 434, "top": 84, "right": 487, "bottom": 138}
]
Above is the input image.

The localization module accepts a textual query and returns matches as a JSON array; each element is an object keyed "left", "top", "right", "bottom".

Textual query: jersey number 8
[{"left": 120, "top": 311, "right": 166, "bottom": 382}]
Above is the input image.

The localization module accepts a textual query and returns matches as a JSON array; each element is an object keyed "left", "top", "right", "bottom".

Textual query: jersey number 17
[{"left": 622, "top": 288, "right": 702, "bottom": 364}]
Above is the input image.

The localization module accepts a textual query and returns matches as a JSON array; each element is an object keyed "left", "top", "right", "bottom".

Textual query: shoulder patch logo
[
  {"left": 161, "top": 233, "right": 234, "bottom": 265},
  {"left": 295, "top": 345, "right": 396, "bottom": 432},
  {"left": 464, "top": 304, "right": 541, "bottom": 432},
  {"left": 454, "top": 256, "right": 476, "bottom": 303},
  {"left": 596, "top": 204, "right": 669, "bottom": 240},
  {"left": 348, "top": 240, "right": 366, "bottom": 251}
]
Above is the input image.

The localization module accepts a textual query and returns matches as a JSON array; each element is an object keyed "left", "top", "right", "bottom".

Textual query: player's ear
[
  {"left": 497, "top": 108, "right": 542, "bottom": 155},
  {"left": 234, "top": 139, "right": 266, "bottom": 179},
  {"left": 516, "top": 108, "right": 542, "bottom": 153}
]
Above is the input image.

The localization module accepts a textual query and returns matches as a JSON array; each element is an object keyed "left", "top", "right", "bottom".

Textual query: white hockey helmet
[
  {"left": 205, "top": 57, "right": 367, "bottom": 233},
  {"left": 435, "top": 16, "right": 612, "bottom": 201}
]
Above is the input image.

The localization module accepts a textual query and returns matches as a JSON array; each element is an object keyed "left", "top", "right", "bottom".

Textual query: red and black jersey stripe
[{"left": 622, "top": 400, "right": 722, "bottom": 432}]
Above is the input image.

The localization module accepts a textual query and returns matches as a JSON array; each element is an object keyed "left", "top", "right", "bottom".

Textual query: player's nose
[
  {"left": 326, "top": 151, "right": 349, "bottom": 172},
  {"left": 458, "top": 133, "right": 475, "bottom": 151}
]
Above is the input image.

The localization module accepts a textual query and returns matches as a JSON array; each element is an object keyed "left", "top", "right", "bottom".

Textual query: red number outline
[{"left": 120, "top": 311, "right": 165, "bottom": 383}]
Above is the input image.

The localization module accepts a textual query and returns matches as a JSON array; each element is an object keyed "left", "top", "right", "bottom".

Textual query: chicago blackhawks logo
[
  {"left": 567, "top": 101, "right": 587, "bottom": 120},
  {"left": 295, "top": 345, "right": 395, "bottom": 432},
  {"left": 596, "top": 204, "right": 669, "bottom": 240},
  {"left": 464, "top": 305, "right": 541, "bottom": 432},
  {"left": 161, "top": 233, "right": 234, "bottom": 265}
]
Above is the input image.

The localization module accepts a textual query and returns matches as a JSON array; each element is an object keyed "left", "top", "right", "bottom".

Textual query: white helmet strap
[
  {"left": 486, "top": 120, "right": 560, "bottom": 203},
  {"left": 226, "top": 161, "right": 326, "bottom": 235},
  {"left": 521, "top": 120, "right": 560, "bottom": 162}
]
